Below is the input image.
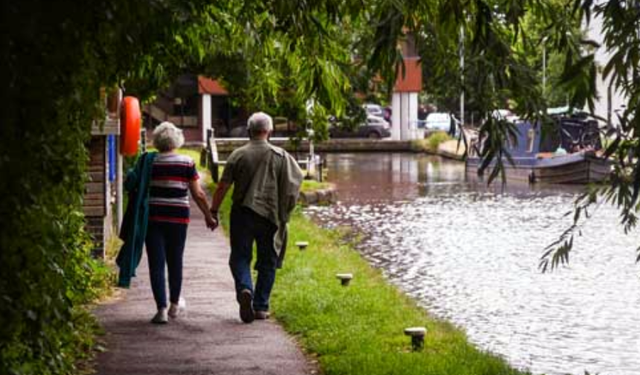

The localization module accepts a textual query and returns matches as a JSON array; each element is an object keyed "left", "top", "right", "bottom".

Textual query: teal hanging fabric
[{"left": 116, "top": 152, "right": 157, "bottom": 287}]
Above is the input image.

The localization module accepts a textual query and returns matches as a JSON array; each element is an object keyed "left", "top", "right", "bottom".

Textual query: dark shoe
[
  {"left": 254, "top": 310, "right": 270, "bottom": 320},
  {"left": 238, "top": 289, "right": 254, "bottom": 323}
]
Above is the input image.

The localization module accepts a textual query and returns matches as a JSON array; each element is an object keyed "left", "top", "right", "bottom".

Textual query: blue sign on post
[{"left": 108, "top": 135, "right": 116, "bottom": 182}]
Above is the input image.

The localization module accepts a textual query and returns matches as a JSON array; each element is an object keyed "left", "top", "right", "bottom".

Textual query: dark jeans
[
  {"left": 145, "top": 221, "right": 188, "bottom": 309},
  {"left": 229, "top": 206, "right": 279, "bottom": 312}
]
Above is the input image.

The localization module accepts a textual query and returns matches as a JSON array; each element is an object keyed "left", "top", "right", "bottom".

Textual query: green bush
[
  {"left": 410, "top": 132, "right": 453, "bottom": 153},
  {"left": 1, "top": 3, "right": 168, "bottom": 373},
  {"left": 0, "top": 173, "right": 113, "bottom": 374},
  {"left": 426, "top": 131, "right": 453, "bottom": 152}
]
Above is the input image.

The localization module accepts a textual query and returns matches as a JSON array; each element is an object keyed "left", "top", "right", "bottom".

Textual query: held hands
[{"left": 205, "top": 209, "right": 219, "bottom": 231}]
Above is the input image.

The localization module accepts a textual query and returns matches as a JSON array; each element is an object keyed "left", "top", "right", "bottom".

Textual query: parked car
[
  {"left": 228, "top": 126, "right": 249, "bottom": 137},
  {"left": 491, "top": 109, "right": 519, "bottom": 123},
  {"left": 364, "top": 103, "right": 384, "bottom": 117},
  {"left": 273, "top": 116, "right": 299, "bottom": 136},
  {"left": 329, "top": 115, "right": 391, "bottom": 139},
  {"left": 424, "top": 112, "right": 460, "bottom": 136},
  {"left": 227, "top": 116, "right": 298, "bottom": 138}
]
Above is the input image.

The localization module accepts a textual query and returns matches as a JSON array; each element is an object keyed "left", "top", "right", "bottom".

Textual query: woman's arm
[{"left": 189, "top": 179, "right": 217, "bottom": 229}]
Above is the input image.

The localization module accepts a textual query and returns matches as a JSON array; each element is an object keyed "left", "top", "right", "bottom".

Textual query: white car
[
  {"left": 364, "top": 104, "right": 384, "bottom": 117},
  {"left": 329, "top": 115, "right": 391, "bottom": 138},
  {"left": 424, "top": 112, "right": 460, "bottom": 135},
  {"left": 366, "top": 115, "right": 390, "bottom": 129},
  {"left": 492, "top": 109, "right": 520, "bottom": 123}
]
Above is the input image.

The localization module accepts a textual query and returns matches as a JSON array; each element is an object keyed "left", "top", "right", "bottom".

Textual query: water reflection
[
  {"left": 308, "top": 153, "right": 640, "bottom": 375},
  {"left": 325, "top": 153, "right": 585, "bottom": 203}
]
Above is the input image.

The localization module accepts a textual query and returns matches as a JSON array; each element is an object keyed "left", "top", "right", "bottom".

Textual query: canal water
[{"left": 305, "top": 153, "right": 640, "bottom": 375}]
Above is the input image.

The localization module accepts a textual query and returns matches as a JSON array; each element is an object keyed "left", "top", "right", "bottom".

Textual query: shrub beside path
[{"left": 94, "top": 204, "right": 313, "bottom": 375}]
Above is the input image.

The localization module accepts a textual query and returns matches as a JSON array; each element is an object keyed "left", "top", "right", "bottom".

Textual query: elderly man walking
[{"left": 209, "top": 112, "right": 303, "bottom": 323}]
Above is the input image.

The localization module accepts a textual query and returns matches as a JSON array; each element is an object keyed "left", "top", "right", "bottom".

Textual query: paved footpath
[{"left": 95, "top": 204, "right": 313, "bottom": 375}]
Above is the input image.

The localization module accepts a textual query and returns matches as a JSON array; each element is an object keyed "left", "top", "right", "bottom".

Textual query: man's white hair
[
  {"left": 153, "top": 122, "right": 184, "bottom": 152},
  {"left": 247, "top": 112, "right": 273, "bottom": 134}
]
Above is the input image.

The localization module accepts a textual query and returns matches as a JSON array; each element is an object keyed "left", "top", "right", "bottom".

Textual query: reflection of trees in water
[{"left": 326, "top": 153, "right": 583, "bottom": 202}]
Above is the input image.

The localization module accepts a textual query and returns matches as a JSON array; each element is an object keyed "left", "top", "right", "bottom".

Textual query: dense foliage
[
  {"left": 419, "top": 0, "right": 582, "bottom": 113},
  {"left": 2, "top": 0, "right": 639, "bottom": 373},
  {"left": 538, "top": 0, "right": 640, "bottom": 270},
  {"left": 0, "top": 2, "right": 176, "bottom": 373}
]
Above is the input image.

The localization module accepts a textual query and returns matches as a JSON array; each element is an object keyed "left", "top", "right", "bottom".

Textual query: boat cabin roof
[{"left": 471, "top": 115, "right": 602, "bottom": 158}]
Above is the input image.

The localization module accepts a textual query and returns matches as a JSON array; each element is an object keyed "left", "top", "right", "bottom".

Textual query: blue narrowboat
[{"left": 466, "top": 113, "right": 612, "bottom": 184}]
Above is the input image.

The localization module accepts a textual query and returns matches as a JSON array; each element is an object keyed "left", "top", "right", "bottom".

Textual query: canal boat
[{"left": 466, "top": 113, "right": 612, "bottom": 184}]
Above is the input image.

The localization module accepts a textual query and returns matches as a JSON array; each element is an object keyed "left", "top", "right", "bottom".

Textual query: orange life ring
[{"left": 120, "top": 96, "right": 141, "bottom": 156}]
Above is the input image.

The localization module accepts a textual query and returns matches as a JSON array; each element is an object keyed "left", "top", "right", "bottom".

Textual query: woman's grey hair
[
  {"left": 153, "top": 122, "right": 184, "bottom": 152},
  {"left": 247, "top": 112, "right": 273, "bottom": 134}
]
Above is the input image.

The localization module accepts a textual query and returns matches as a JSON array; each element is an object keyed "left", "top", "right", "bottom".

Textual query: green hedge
[
  {"left": 1, "top": 2, "right": 191, "bottom": 373},
  {"left": 0, "top": 99, "right": 112, "bottom": 373}
]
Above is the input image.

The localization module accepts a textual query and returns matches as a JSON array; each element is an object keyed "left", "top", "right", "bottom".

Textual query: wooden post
[
  {"left": 113, "top": 88, "right": 124, "bottom": 230},
  {"left": 306, "top": 129, "right": 316, "bottom": 180},
  {"left": 116, "top": 140, "right": 123, "bottom": 228},
  {"left": 206, "top": 128, "right": 220, "bottom": 182}
]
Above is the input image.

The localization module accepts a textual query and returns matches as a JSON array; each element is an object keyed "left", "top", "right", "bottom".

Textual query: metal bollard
[
  {"left": 336, "top": 273, "right": 353, "bottom": 286},
  {"left": 404, "top": 327, "right": 427, "bottom": 351}
]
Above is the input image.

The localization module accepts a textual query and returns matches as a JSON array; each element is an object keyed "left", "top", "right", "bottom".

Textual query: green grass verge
[
  {"left": 208, "top": 178, "right": 527, "bottom": 375},
  {"left": 177, "top": 147, "right": 207, "bottom": 172},
  {"left": 412, "top": 132, "right": 453, "bottom": 153},
  {"left": 300, "top": 179, "right": 332, "bottom": 192}
]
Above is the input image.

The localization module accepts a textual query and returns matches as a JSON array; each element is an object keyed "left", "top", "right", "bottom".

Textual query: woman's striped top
[{"left": 148, "top": 153, "right": 199, "bottom": 224}]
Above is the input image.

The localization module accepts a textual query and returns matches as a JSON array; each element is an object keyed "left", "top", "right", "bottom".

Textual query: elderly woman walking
[{"left": 144, "top": 122, "right": 216, "bottom": 323}]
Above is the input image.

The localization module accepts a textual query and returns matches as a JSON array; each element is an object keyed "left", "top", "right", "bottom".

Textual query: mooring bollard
[
  {"left": 404, "top": 327, "right": 427, "bottom": 351},
  {"left": 336, "top": 273, "right": 353, "bottom": 286},
  {"left": 296, "top": 241, "right": 309, "bottom": 251}
]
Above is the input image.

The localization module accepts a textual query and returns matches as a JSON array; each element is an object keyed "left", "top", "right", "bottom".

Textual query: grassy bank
[
  {"left": 208, "top": 180, "right": 527, "bottom": 375},
  {"left": 300, "top": 179, "right": 332, "bottom": 193},
  {"left": 411, "top": 132, "right": 453, "bottom": 153}
]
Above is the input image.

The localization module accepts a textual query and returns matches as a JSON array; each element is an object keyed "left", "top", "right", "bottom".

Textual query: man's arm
[
  {"left": 210, "top": 181, "right": 231, "bottom": 219},
  {"left": 188, "top": 179, "right": 217, "bottom": 230}
]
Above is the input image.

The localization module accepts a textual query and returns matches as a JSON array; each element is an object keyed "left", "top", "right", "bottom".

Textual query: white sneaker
[
  {"left": 169, "top": 297, "right": 186, "bottom": 319},
  {"left": 151, "top": 308, "right": 168, "bottom": 324},
  {"left": 168, "top": 304, "right": 179, "bottom": 319}
]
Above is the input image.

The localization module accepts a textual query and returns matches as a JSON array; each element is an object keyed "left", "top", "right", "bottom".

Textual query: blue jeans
[
  {"left": 145, "top": 221, "right": 188, "bottom": 309},
  {"left": 229, "top": 206, "right": 278, "bottom": 312}
]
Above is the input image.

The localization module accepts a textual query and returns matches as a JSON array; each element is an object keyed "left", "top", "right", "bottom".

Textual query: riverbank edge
[
  {"left": 209, "top": 180, "right": 530, "bottom": 375},
  {"left": 299, "top": 183, "right": 338, "bottom": 205},
  {"left": 188, "top": 138, "right": 466, "bottom": 161}
]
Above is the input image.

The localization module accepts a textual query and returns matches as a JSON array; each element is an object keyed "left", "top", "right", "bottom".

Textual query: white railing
[{"left": 204, "top": 130, "right": 324, "bottom": 182}]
